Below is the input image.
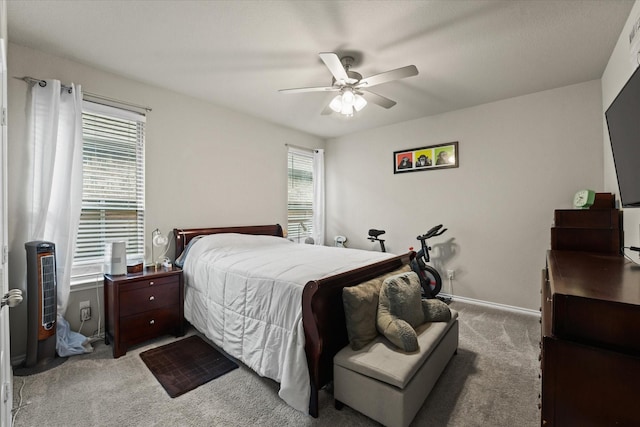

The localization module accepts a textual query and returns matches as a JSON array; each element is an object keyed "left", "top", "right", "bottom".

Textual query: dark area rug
[{"left": 140, "top": 335, "right": 238, "bottom": 398}]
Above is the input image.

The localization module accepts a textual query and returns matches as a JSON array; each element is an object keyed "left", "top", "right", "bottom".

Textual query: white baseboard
[{"left": 441, "top": 293, "right": 540, "bottom": 317}]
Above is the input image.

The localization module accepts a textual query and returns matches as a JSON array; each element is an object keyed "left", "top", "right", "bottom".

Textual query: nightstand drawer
[
  {"left": 119, "top": 281, "right": 179, "bottom": 317},
  {"left": 120, "top": 307, "right": 180, "bottom": 345},
  {"left": 119, "top": 275, "right": 177, "bottom": 291}
]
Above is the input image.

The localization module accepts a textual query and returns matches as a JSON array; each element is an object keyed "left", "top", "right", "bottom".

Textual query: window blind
[
  {"left": 287, "top": 148, "right": 313, "bottom": 242},
  {"left": 72, "top": 101, "right": 145, "bottom": 281}
]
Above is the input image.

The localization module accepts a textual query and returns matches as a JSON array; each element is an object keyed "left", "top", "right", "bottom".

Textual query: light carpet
[{"left": 11, "top": 301, "right": 541, "bottom": 426}]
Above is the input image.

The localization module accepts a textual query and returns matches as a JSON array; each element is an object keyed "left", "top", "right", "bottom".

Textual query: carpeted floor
[{"left": 11, "top": 300, "right": 541, "bottom": 426}]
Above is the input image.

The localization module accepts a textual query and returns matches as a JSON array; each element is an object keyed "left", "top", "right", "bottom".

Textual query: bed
[{"left": 173, "top": 224, "right": 413, "bottom": 417}]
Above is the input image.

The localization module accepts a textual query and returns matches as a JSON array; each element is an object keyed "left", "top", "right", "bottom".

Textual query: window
[
  {"left": 71, "top": 101, "right": 145, "bottom": 283},
  {"left": 287, "top": 148, "right": 314, "bottom": 242}
]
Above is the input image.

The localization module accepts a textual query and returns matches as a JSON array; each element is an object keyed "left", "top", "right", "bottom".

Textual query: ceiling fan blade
[
  {"left": 279, "top": 86, "right": 339, "bottom": 94},
  {"left": 319, "top": 52, "right": 350, "bottom": 84},
  {"left": 356, "top": 65, "right": 418, "bottom": 88},
  {"left": 361, "top": 90, "right": 397, "bottom": 109}
]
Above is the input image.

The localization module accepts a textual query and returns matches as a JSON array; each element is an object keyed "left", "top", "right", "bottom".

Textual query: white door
[
  {"left": 0, "top": 30, "right": 9, "bottom": 425},
  {"left": 0, "top": 0, "right": 12, "bottom": 422}
]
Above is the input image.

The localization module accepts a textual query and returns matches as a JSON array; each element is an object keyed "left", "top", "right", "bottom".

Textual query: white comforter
[{"left": 181, "top": 233, "right": 392, "bottom": 413}]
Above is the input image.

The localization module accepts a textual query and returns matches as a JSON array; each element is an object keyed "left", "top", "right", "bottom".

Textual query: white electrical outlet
[
  {"left": 447, "top": 270, "right": 455, "bottom": 280},
  {"left": 80, "top": 301, "right": 91, "bottom": 321}
]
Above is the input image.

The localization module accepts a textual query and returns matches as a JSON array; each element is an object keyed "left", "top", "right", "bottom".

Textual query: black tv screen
[{"left": 606, "top": 65, "right": 640, "bottom": 207}]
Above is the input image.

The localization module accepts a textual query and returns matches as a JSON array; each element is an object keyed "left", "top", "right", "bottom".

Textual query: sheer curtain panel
[
  {"left": 25, "top": 79, "right": 83, "bottom": 316},
  {"left": 312, "top": 149, "right": 325, "bottom": 245}
]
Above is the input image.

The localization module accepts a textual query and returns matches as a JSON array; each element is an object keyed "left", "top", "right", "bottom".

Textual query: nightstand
[{"left": 104, "top": 266, "right": 184, "bottom": 358}]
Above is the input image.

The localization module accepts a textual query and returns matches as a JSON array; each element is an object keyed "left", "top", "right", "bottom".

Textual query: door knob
[{"left": 1, "top": 289, "right": 23, "bottom": 309}]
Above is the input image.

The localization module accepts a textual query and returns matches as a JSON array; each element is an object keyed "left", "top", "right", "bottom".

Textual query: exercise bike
[
  {"left": 367, "top": 229, "right": 387, "bottom": 252},
  {"left": 411, "top": 224, "right": 447, "bottom": 299}
]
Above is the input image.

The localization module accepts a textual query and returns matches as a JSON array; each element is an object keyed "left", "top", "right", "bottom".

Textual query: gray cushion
[
  {"left": 376, "top": 272, "right": 424, "bottom": 352},
  {"left": 335, "top": 310, "right": 459, "bottom": 389},
  {"left": 342, "top": 265, "right": 410, "bottom": 350}
]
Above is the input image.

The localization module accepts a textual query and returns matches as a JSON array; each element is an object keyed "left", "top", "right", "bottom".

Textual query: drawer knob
[
  {"left": 149, "top": 281, "right": 155, "bottom": 286},
  {"left": 149, "top": 296, "right": 155, "bottom": 301},
  {"left": 150, "top": 319, "right": 155, "bottom": 325}
]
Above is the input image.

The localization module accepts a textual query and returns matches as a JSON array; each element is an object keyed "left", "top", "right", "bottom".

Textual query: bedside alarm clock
[{"left": 573, "top": 189, "right": 596, "bottom": 209}]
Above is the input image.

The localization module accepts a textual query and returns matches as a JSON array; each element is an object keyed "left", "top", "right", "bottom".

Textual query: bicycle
[
  {"left": 367, "top": 229, "right": 387, "bottom": 252},
  {"left": 411, "top": 224, "right": 447, "bottom": 298}
]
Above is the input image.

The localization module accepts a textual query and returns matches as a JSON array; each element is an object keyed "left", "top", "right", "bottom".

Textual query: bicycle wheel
[
  {"left": 423, "top": 265, "right": 442, "bottom": 298},
  {"left": 412, "top": 251, "right": 443, "bottom": 298},
  {"left": 420, "top": 265, "right": 442, "bottom": 298}
]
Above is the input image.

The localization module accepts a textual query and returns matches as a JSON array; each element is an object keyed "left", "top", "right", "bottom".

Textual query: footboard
[{"left": 302, "top": 251, "right": 414, "bottom": 417}]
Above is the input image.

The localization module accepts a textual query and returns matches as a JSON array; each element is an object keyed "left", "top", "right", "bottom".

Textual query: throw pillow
[
  {"left": 342, "top": 265, "right": 410, "bottom": 350},
  {"left": 376, "top": 271, "right": 424, "bottom": 352},
  {"left": 422, "top": 298, "right": 452, "bottom": 322}
]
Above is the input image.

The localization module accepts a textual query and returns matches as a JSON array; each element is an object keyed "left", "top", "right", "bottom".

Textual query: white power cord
[
  {"left": 11, "top": 376, "right": 30, "bottom": 425},
  {"left": 74, "top": 276, "right": 105, "bottom": 343}
]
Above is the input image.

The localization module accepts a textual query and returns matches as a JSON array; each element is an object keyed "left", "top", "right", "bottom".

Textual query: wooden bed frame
[{"left": 173, "top": 224, "right": 413, "bottom": 417}]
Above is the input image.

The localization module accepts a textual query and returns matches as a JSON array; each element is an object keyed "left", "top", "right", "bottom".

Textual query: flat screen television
[{"left": 606, "top": 65, "right": 640, "bottom": 207}]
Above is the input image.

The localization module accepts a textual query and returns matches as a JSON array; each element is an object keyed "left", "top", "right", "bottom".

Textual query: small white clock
[{"left": 573, "top": 189, "right": 596, "bottom": 209}]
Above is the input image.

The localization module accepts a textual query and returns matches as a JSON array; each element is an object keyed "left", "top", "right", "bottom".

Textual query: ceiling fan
[{"left": 279, "top": 52, "right": 418, "bottom": 116}]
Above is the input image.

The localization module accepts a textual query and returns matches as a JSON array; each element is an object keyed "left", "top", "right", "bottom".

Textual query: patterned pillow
[
  {"left": 376, "top": 271, "right": 424, "bottom": 352},
  {"left": 342, "top": 265, "right": 410, "bottom": 350}
]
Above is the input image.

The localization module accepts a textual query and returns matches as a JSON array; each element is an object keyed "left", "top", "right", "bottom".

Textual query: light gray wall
[
  {"left": 325, "top": 81, "right": 604, "bottom": 311},
  {"left": 602, "top": 1, "right": 640, "bottom": 249},
  {"left": 7, "top": 43, "right": 323, "bottom": 360}
]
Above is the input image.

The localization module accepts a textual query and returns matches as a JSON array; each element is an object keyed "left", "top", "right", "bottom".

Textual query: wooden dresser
[
  {"left": 541, "top": 204, "right": 640, "bottom": 426},
  {"left": 104, "top": 267, "right": 184, "bottom": 358}
]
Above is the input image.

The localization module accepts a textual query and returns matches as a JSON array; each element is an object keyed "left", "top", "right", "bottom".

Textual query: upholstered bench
[{"left": 334, "top": 309, "right": 459, "bottom": 427}]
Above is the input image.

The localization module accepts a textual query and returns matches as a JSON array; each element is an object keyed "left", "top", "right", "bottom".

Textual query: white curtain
[
  {"left": 312, "top": 149, "right": 325, "bottom": 245},
  {"left": 25, "top": 79, "right": 83, "bottom": 316}
]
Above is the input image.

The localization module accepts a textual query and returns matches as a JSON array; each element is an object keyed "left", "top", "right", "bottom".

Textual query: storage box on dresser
[
  {"left": 104, "top": 267, "right": 184, "bottom": 358},
  {"left": 540, "top": 200, "right": 640, "bottom": 426}
]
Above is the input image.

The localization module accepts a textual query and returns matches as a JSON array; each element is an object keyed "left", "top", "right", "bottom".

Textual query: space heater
[{"left": 24, "top": 241, "right": 58, "bottom": 368}]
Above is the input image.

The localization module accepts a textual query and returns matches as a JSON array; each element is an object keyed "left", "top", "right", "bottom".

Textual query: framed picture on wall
[{"left": 393, "top": 141, "right": 458, "bottom": 174}]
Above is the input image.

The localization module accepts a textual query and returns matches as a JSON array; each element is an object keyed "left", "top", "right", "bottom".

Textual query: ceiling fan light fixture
[
  {"left": 330, "top": 89, "right": 363, "bottom": 116},
  {"left": 353, "top": 94, "right": 367, "bottom": 112},
  {"left": 329, "top": 95, "right": 343, "bottom": 113},
  {"left": 341, "top": 89, "right": 355, "bottom": 106},
  {"left": 340, "top": 103, "right": 354, "bottom": 116}
]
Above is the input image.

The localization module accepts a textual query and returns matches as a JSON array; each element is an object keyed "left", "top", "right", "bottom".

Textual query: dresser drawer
[
  {"left": 120, "top": 306, "right": 180, "bottom": 345},
  {"left": 119, "top": 280, "right": 179, "bottom": 317}
]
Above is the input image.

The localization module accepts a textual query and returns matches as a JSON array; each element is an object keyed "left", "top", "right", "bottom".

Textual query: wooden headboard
[{"left": 173, "top": 224, "right": 284, "bottom": 259}]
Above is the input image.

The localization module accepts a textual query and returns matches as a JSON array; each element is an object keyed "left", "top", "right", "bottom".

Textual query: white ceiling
[{"left": 6, "top": 0, "right": 634, "bottom": 139}]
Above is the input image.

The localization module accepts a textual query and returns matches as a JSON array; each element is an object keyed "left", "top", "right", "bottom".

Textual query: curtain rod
[{"left": 14, "top": 76, "right": 152, "bottom": 112}]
